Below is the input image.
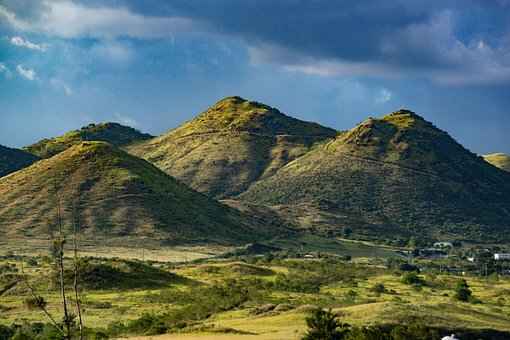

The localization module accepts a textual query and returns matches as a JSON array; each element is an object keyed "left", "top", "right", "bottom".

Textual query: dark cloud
[{"left": 88, "top": 0, "right": 510, "bottom": 85}]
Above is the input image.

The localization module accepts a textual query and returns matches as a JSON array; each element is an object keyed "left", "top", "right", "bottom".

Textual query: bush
[
  {"left": 273, "top": 272, "right": 322, "bottom": 293},
  {"left": 401, "top": 272, "right": 423, "bottom": 286},
  {"left": 302, "top": 309, "right": 350, "bottom": 340},
  {"left": 399, "top": 263, "right": 419, "bottom": 272},
  {"left": 370, "top": 283, "right": 386, "bottom": 294},
  {"left": 454, "top": 279, "right": 472, "bottom": 302},
  {"left": 23, "top": 296, "right": 47, "bottom": 310}
]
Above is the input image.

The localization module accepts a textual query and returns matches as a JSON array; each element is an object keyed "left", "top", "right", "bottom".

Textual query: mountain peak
[
  {"left": 340, "top": 109, "right": 444, "bottom": 147},
  {"left": 24, "top": 122, "right": 153, "bottom": 158},
  {"left": 128, "top": 97, "right": 337, "bottom": 198},
  {"left": 175, "top": 96, "right": 337, "bottom": 137},
  {"left": 484, "top": 153, "right": 510, "bottom": 172}
]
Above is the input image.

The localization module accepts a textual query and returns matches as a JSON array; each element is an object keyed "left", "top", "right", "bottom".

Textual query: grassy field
[
  {"left": 2, "top": 244, "right": 510, "bottom": 339},
  {"left": 0, "top": 238, "right": 230, "bottom": 262}
]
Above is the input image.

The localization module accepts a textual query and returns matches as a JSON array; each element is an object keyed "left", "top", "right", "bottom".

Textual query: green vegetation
[
  {"left": 0, "top": 145, "right": 39, "bottom": 178},
  {"left": 0, "top": 141, "right": 284, "bottom": 245},
  {"left": 484, "top": 153, "right": 510, "bottom": 172},
  {"left": 241, "top": 109, "right": 510, "bottom": 242},
  {"left": 453, "top": 279, "right": 472, "bottom": 302},
  {"left": 302, "top": 309, "right": 349, "bottom": 340},
  {"left": 24, "top": 122, "right": 153, "bottom": 158},
  {"left": 128, "top": 96, "right": 337, "bottom": 198},
  {"left": 2, "top": 252, "right": 510, "bottom": 339}
]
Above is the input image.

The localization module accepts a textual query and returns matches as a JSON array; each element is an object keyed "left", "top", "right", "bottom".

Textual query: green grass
[{"left": 2, "top": 252, "right": 510, "bottom": 339}]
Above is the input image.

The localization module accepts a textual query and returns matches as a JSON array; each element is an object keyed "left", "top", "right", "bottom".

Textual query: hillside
[
  {"left": 240, "top": 110, "right": 510, "bottom": 242},
  {"left": 0, "top": 141, "right": 284, "bottom": 244},
  {"left": 24, "top": 122, "right": 153, "bottom": 158},
  {"left": 128, "top": 96, "right": 338, "bottom": 198},
  {"left": 484, "top": 153, "right": 510, "bottom": 172},
  {"left": 0, "top": 145, "right": 39, "bottom": 177}
]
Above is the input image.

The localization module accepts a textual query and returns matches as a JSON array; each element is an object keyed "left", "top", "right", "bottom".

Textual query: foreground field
[{"left": 2, "top": 242, "right": 510, "bottom": 340}]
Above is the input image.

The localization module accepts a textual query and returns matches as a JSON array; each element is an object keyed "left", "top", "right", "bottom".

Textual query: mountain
[
  {"left": 0, "top": 141, "right": 284, "bottom": 244},
  {"left": 24, "top": 122, "right": 153, "bottom": 158},
  {"left": 484, "top": 153, "right": 510, "bottom": 172},
  {"left": 0, "top": 145, "right": 39, "bottom": 177},
  {"left": 240, "top": 110, "right": 510, "bottom": 242},
  {"left": 128, "top": 96, "right": 337, "bottom": 198}
]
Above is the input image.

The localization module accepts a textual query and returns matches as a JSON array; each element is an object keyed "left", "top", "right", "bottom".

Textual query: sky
[{"left": 0, "top": 0, "right": 509, "bottom": 155}]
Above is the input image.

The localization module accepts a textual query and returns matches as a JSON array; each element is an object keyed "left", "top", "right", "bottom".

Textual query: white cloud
[
  {"left": 10, "top": 36, "right": 47, "bottom": 51},
  {"left": 16, "top": 65, "right": 37, "bottom": 80},
  {"left": 1, "top": 1, "right": 198, "bottom": 39},
  {"left": 91, "top": 40, "right": 135, "bottom": 65},
  {"left": 375, "top": 88, "right": 393, "bottom": 104},
  {"left": 0, "top": 63, "right": 12, "bottom": 78},
  {"left": 0, "top": 5, "right": 31, "bottom": 31},
  {"left": 113, "top": 113, "right": 138, "bottom": 127},
  {"left": 50, "top": 78, "right": 73, "bottom": 96}
]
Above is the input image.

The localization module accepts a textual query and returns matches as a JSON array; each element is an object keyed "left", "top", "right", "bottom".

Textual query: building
[
  {"left": 434, "top": 242, "right": 453, "bottom": 248},
  {"left": 494, "top": 253, "right": 510, "bottom": 261}
]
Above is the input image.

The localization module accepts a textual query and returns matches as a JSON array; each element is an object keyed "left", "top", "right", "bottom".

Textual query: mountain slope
[
  {"left": 25, "top": 122, "right": 153, "bottom": 158},
  {"left": 0, "top": 141, "right": 282, "bottom": 244},
  {"left": 0, "top": 145, "right": 39, "bottom": 177},
  {"left": 484, "top": 153, "right": 510, "bottom": 172},
  {"left": 128, "top": 96, "right": 337, "bottom": 198},
  {"left": 240, "top": 110, "right": 510, "bottom": 242}
]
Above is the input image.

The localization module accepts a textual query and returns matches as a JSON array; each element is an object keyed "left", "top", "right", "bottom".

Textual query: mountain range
[{"left": 1, "top": 96, "right": 510, "bottom": 244}]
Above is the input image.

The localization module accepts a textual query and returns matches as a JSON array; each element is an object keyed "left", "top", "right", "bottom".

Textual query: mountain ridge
[
  {"left": 127, "top": 96, "right": 338, "bottom": 198},
  {"left": 0, "top": 141, "right": 284, "bottom": 244}
]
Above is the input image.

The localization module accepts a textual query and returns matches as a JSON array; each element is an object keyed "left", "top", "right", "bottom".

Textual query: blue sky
[{"left": 0, "top": 0, "right": 509, "bottom": 154}]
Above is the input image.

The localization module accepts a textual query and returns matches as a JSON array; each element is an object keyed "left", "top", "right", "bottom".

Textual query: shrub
[
  {"left": 370, "top": 283, "right": 386, "bottom": 294},
  {"left": 454, "top": 279, "right": 472, "bottom": 302},
  {"left": 399, "top": 263, "right": 419, "bottom": 272},
  {"left": 23, "top": 296, "right": 47, "bottom": 310},
  {"left": 401, "top": 272, "right": 423, "bottom": 286},
  {"left": 273, "top": 272, "right": 322, "bottom": 293},
  {"left": 302, "top": 309, "right": 350, "bottom": 340}
]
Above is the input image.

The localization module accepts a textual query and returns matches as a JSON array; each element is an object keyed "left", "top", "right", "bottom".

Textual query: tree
[
  {"left": 454, "top": 279, "right": 472, "bottom": 302},
  {"left": 18, "top": 180, "right": 85, "bottom": 340},
  {"left": 401, "top": 272, "right": 423, "bottom": 285},
  {"left": 302, "top": 309, "right": 350, "bottom": 340}
]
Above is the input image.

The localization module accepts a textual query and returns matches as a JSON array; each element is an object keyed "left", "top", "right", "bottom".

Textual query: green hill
[
  {"left": 127, "top": 96, "right": 337, "bottom": 198},
  {"left": 0, "top": 145, "right": 39, "bottom": 178},
  {"left": 0, "top": 141, "right": 283, "bottom": 244},
  {"left": 240, "top": 110, "right": 510, "bottom": 242},
  {"left": 24, "top": 122, "right": 153, "bottom": 158},
  {"left": 484, "top": 153, "right": 510, "bottom": 172}
]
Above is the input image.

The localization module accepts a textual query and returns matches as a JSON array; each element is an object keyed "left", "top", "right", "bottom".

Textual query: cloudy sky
[{"left": 1, "top": 0, "right": 509, "bottom": 154}]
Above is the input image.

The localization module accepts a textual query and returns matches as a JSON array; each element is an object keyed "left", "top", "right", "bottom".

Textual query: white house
[
  {"left": 434, "top": 242, "right": 453, "bottom": 248},
  {"left": 494, "top": 253, "right": 510, "bottom": 261},
  {"left": 441, "top": 335, "right": 459, "bottom": 340}
]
